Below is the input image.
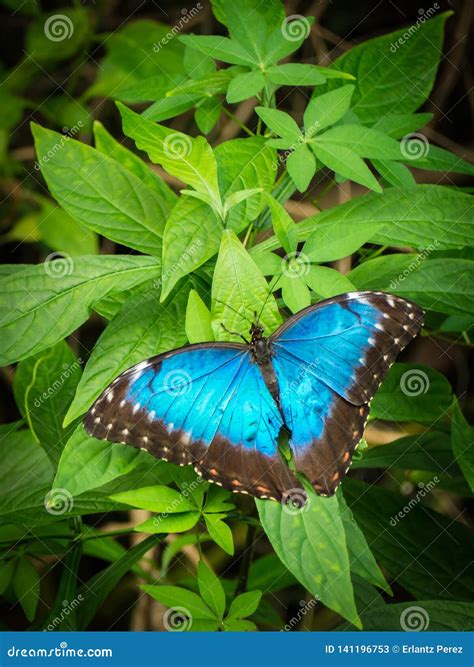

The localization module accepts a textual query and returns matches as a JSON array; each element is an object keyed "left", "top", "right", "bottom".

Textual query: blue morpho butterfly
[{"left": 84, "top": 291, "right": 423, "bottom": 503}]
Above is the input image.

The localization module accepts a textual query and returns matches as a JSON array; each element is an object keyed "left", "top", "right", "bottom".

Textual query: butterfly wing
[
  {"left": 84, "top": 343, "right": 301, "bottom": 501},
  {"left": 270, "top": 291, "right": 424, "bottom": 496}
]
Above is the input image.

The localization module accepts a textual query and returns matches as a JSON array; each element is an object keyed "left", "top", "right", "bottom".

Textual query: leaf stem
[{"left": 235, "top": 523, "right": 257, "bottom": 596}]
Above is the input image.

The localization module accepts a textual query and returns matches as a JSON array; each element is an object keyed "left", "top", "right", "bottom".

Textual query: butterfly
[{"left": 84, "top": 291, "right": 423, "bottom": 503}]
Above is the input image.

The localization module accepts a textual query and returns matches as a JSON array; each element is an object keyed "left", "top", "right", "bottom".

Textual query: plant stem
[
  {"left": 221, "top": 107, "right": 254, "bottom": 136},
  {"left": 235, "top": 523, "right": 257, "bottom": 596}
]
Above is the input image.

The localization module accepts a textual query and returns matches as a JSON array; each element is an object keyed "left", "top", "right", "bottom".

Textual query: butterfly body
[{"left": 84, "top": 291, "right": 424, "bottom": 502}]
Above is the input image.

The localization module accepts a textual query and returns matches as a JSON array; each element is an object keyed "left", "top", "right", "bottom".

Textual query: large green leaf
[
  {"left": 13, "top": 341, "right": 82, "bottom": 465},
  {"left": 359, "top": 600, "right": 474, "bottom": 632},
  {"left": 344, "top": 479, "right": 474, "bottom": 601},
  {"left": 211, "top": 231, "right": 281, "bottom": 340},
  {"left": 161, "top": 198, "right": 222, "bottom": 301},
  {"left": 111, "top": 486, "right": 196, "bottom": 513},
  {"left": 330, "top": 12, "right": 451, "bottom": 123},
  {"left": 119, "top": 104, "right": 221, "bottom": 209},
  {"left": 65, "top": 283, "right": 188, "bottom": 424},
  {"left": 0, "top": 255, "right": 161, "bottom": 365},
  {"left": 371, "top": 363, "right": 453, "bottom": 423},
  {"left": 31, "top": 124, "right": 166, "bottom": 256},
  {"left": 142, "top": 585, "right": 216, "bottom": 622},
  {"left": 257, "top": 492, "right": 360, "bottom": 627},
  {"left": 304, "top": 86, "right": 354, "bottom": 132},
  {"left": 303, "top": 221, "right": 381, "bottom": 263},
  {"left": 215, "top": 137, "right": 276, "bottom": 232},
  {"left": 198, "top": 561, "right": 226, "bottom": 619},
  {"left": 13, "top": 557, "right": 40, "bottom": 621}
]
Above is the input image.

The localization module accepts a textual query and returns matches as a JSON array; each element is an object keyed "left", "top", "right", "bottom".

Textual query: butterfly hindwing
[
  {"left": 84, "top": 343, "right": 302, "bottom": 501},
  {"left": 270, "top": 291, "right": 424, "bottom": 495}
]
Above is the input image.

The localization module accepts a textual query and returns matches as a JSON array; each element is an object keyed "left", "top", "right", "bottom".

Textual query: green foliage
[{"left": 1, "top": 0, "right": 472, "bottom": 633}]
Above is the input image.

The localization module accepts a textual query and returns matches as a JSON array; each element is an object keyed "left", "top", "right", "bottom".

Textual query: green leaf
[
  {"left": 265, "top": 194, "right": 298, "bottom": 254},
  {"left": 64, "top": 285, "right": 188, "bottom": 424},
  {"left": 110, "top": 485, "right": 196, "bottom": 513},
  {"left": 87, "top": 20, "right": 185, "bottom": 101},
  {"left": 304, "top": 266, "right": 356, "bottom": 299},
  {"left": 451, "top": 398, "right": 474, "bottom": 492},
  {"left": 179, "top": 35, "right": 255, "bottom": 67},
  {"left": 304, "top": 86, "right": 355, "bottom": 133},
  {"left": 227, "top": 590, "right": 262, "bottom": 619},
  {"left": 142, "top": 585, "right": 216, "bottom": 621},
  {"left": 312, "top": 143, "right": 382, "bottom": 193},
  {"left": 266, "top": 64, "right": 325, "bottom": 86},
  {"left": 287, "top": 144, "right": 316, "bottom": 192},
  {"left": 211, "top": 230, "right": 281, "bottom": 340},
  {"left": 344, "top": 479, "right": 474, "bottom": 602},
  {"left": 223, "top": 188, "right": 263, "bottom": 217},
  {"left": 315, "top": 125, "right": 402, "bottom": 159},
  {"left": 186, "top": 290, "right": 214, "bottom": 344},
  {"left": 303, "top": 220, "right": 381, "bottom": 263},
  {"left": 0, "top": 559, "right": 16, "bottom": 595},
  {"left": 348, "top": 254, "right": 419, "bottom": 291},
  {"left": 255, "top": 107, "right": 302, "bottom": 141},
  {"left": 257, "top": 490, "right": 361, "bottom": 627},
  {"left": 371, "top": 112, "right": 433, "bottom": 138},
  {"left": 13, "top": 557, "right": 40, "bottom": 621},
  {"left": 216, "top": 1, "right": 268, "bottom": 60},
  {"left": 27, "top": 8, "right": 90, "bottom": 63},
  {"left": 31, "top": 124, "right": 165, "bottom": 256},
  {"left": 329, "top": 13, "right": 451, "bottom": 123},
  {"left": 371, "top": 159, "right": 416, "bottom": 190},
  {"left": 198, "top": 561, "right": 226, "bottom": 619},
  {"left": 203, "top": 486, "right": 235, "bottom": 514},
  {"left": 93, "top": 120, "right": 176, "bottom": 207},
  {"left": 161, "top": 197, "right": 222, "bottom": 300},
  {"left": 119, "top": 104, "right": 220, "bottom": 207},
  {"left": 359, "top": 600, "right": 474, "bottom": 632},
  {"left": 195, "top": 96, "right": 222, "bottom": 135},
  {"left": 394, "top": 259, "right": 474, "bottom": 317},
  {"left": 143, "top": 93, "right": 201, "bottom": 122},
  {"left": 226, "top": 70, "right": 265, "bottom": 103},
  {"left": 281, "top": 275, "right": 311, "bottom": 313},
  {"left": 415, "top": 144, "right": 474, "bottom": 177},
  {"left": 223, "top": 619, "right": 256, "bottom": 631},
  {"left": 78, "top": 535, "right": 161, "bottom": 629},
  {"left": 338, "top": 492, "right": 390, "bottom": 594},
  {"left": 53, "top": 425, "right": 144, "bottom": 497},
  {"left": 0, "top": 255, "right": 160, "bottom": 366},
  {"left": 263, "top": 16, "right": 314, "bottom": 64},
  {"left": 371, "top": 363, "right": 452, "bottom": 423},
  {"left": 203, "top": 513, "right": 234, "bottom": 555},
  {"left": 136, "top": 512, "right": 201, "bottom": 534},
  {"left": 215, "top": 137, "right": 276, "bottom": 232},
  {"left": 13, "top": 341, "right": 81, "bottom": 465}
]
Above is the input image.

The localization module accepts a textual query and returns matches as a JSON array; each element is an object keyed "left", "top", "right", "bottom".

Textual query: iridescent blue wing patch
[
  {"left": 270, "top": 291, "right": 424, "bottom": 496},
  {"left": 84, "top": 343, "right": 301, "bottom": 501}
]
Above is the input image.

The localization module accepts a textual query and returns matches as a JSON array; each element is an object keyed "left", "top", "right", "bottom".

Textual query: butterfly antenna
[
  {"left": 255, "top": 273, "right": 284, "bottom": 326},
  {"left": 214, "top": 299, "right": 253, "bottom": 326}
]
